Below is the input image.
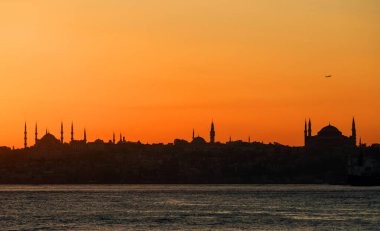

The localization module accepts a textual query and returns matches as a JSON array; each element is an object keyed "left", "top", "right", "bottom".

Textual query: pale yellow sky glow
[{"left": 0, "top": 0, "right": 379, "bottom": 147}]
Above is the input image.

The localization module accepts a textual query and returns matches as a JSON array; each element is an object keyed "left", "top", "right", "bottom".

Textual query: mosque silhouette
[{"left": 304, "top": 118, "right": 357, "bottom": 149}]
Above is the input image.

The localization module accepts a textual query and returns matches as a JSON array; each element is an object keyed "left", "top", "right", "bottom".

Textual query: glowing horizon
[{"left": 0, "top": 1, "right": 379, "bottom": 148}]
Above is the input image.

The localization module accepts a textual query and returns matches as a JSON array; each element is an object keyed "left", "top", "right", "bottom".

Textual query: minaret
[
  {"left": 120, "top": 133, "right": 122, "bottom": 143},
  {"left": 308, "top": 119, "right": 312, "bottom": 137},
  {"left": 60, "top": 122, "right": 64, "bottom": 144},
  {"left": 71, "top": 122, "right": 74, "bottom": 142},
  {"left": 210, "top": 121, "right": 215, "bottom": 144},
  {"left": 192, "top": 129, "right": 195, "bottom": 141},
  {"left": 113, "top": 132, "right": 116, "bottom": 144},
  {"left": 304, "top": 120, "right": 307, "bottom": 146},
  {"left": 24, "top": 122, "right": 27, "bottom": 148},
  {"left": 35, "top": 123, "right": 38, "bottom": 144},
  {"left": 352, "top": 117, "right": 357, "bottom": 146},
  {"left": 83, "top": 128, "right": 87, "bottom": 143}
]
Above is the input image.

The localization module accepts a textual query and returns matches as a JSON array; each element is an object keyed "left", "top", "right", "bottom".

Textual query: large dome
[
  {"left": 39, "top": 133, "right": 60, "bottom": 145},
  {"left": 317, "top": 125, "right": 342, "bottom": 136}
]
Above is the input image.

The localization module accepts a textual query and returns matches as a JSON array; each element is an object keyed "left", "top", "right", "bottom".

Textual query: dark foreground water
[{"left": 0, "top": 185, "right": 379, "bottom": 230}]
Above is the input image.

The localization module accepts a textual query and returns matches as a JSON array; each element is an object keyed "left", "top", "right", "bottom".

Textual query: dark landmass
[{"left": 0, "top": 141, "right": 379, "bottom": 184}]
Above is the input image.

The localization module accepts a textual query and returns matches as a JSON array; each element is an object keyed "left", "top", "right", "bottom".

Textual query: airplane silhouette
[{"left": 325, "top": 75, "right": 332, "bottom": 78}]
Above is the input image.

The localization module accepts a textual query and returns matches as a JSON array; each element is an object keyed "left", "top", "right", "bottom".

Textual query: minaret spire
[
  {"left": 60, "top": 122, "right": 64, "bottom": 144},
  {"left": 24, "top": 122, "right": 27, "bottom": 148},
  {"left": 113, "top": 132, "right": 116, "bottom": 144},
  {"left": 35, "top": 122, "right": 38, "bottom": 145},
  {"left": 83, "top": 128, "right": 87, "bottom": 143},
  {"left": 308, "top": 119, "right": 312, "bottom": 137},
  {"left": 352, "top": 117, "right": 357, "bottom": 146},
  {"left": 304, "top": 120, "right": 307, "bottom": 146},
  {"left": 210, "top": 120, "right": 215, "bottom": 144},
  {"left": 192, "top": 129, "right": 195, "bottom": 141},
  {"left": 71, "top": 122, "right": 74, "bottom": 142}
]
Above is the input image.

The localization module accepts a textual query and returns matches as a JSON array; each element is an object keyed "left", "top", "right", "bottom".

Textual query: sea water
[{"left": 0, "top": 185, "right": 379, "bottom": 230}]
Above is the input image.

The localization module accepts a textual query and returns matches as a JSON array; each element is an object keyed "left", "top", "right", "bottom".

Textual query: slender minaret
[
  {"left": 248, "top": 136, "right": 251, "bottom": 143},
  {"left": 113, "top": 132, "right": 116, "bottom": 144},
  {"left": 24, "top": 122, "right": 27, "bottom": 148},
  {"left": 352, "top": 117, "right": 357, "bottom": 146},
  {"left": 304, "top": 120, "right": 307, "bottom": 146},
  {"left": 83, "top": 128, "right": 87, "bottom": 143},
  {"left": 119, "top": 133, "right": 122, "bottom": 143},
  {"left": 71, "top": 122, "right": 74, "bottom": 142},
  {"left": 60, "top": 122, "right": 64, "bottom": 144},
  {"left": 192, "top": 129, "right": 195, "bottom": 141},
  {"left": 308, "top": 119, "right": 312, "bottom": 137},
  {"left": 210, "top": 121, "right": 215, "bottom": 144},
  {"left": 35, "top": 123, "right": 38, "bottom": 144}
]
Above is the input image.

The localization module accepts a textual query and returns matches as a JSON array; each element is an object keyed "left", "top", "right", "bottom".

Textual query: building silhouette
[
  {"left": 191, "top": 121, "right": 216, "bottom": 145},
  {"left": 191, "top": 128, "right": 206, "bottom": 144},
  {"left": 24, "top": 122, "right": 87, "bottom": 151},
  {"left": 304, "top": 118, "right": 357, "bottom": 148},
  {"left": 69, "top": 123, "right": 87, "bottom": 148},
  {"left": 35, "top": 131, "right": 61, "bottom": 149}
]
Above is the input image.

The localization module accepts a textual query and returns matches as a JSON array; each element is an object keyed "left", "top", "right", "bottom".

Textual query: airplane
[{"left": 325, "top": 75, "right": 332, "bottom": 78}]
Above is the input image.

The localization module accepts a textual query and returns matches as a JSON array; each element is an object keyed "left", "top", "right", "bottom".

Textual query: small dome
[
  {"left": 192, "top": 136, "right": 206, "bottom": 144},
  {"left": 94, "top": 139, "right": 104, "bottom": 144},
  {"left": 317, "top": 125, "right": 342, "bottom": 136}
]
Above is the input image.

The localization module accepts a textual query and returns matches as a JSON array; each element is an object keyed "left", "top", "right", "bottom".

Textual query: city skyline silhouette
[
  {"left": 0, "top": 115, "right": 376, "bottom": 186},
  {"left": 7, "top": 117, "right": 367, "bottom": 149}
]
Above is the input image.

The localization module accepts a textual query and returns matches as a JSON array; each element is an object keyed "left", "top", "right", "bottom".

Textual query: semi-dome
[{"left": 317, "top": 125, "right": 342, "bottom": 136}]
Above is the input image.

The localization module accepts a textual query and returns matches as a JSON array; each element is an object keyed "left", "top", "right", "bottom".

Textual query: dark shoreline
[{"left": 0, "top": 142, "right": 378, "bottom": 186}]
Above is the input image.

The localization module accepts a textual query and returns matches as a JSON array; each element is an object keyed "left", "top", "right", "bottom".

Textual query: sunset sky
[{"left": 0, "top": 0, "right": 379, "bottom": 148}]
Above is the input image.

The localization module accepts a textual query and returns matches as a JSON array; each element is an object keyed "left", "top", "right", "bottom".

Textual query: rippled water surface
[{"left": 0, "top": 185, "right": 379, "bottom": 230}]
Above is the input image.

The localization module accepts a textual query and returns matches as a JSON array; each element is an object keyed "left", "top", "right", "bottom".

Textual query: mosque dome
[
  {"left": 317, "top": 125, "right": 342, "bottom": 137},
  {"left": 39, "top": 133, "right": 60, "bottom": 145},
  {"left": 192, "top": 136, "right": 206, "bottom": 144}
]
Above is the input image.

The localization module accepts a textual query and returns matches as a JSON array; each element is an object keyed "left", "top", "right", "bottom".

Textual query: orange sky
[{"left": 0, "top": 0, "right": 379, "bottom": 148}]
